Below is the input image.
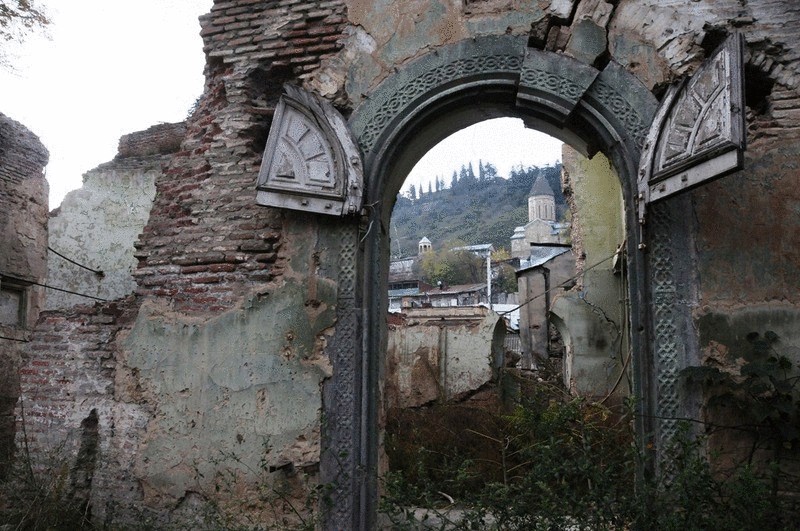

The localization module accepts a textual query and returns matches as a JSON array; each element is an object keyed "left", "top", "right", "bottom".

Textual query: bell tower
[{"left": 528, "top": 175, "right": 556, "bottom": 222}]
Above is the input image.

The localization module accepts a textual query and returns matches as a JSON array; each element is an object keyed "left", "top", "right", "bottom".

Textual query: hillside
[{"left": 390, "top": 163, "right": 565, "bottom": 259}]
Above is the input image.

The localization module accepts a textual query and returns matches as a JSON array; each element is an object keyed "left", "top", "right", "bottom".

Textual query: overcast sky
[
  {"left": 0, "top": 0, "right": 212, "bottom": 208},
  {"left": 405, "top": 118, "right": 562, "bottom": 195},
  {"left": 1, "top": 2, "right": 561, "bottom": 209}
]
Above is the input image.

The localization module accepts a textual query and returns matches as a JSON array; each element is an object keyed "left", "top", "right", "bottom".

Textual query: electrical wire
[
  {"left": 497, "top": 250, "right": 620, "bottom": 316},
  {"left": 0, "top": 334, "right": 28, "bottom": 342},
  {"left": 3, "top": 274, "right": 107, "bottom": 302},
  {"left": 48, "top": 246, "right": 104, "bottom": 276}
]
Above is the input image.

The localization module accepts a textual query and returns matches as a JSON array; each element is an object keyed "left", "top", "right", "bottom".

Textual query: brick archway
[{"left": 322, "top": 34, "right": 666, "bottom": 529}]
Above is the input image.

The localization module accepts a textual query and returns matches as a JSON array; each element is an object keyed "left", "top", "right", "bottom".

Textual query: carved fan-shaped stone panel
[
  {"left": 654, "top": 55, "right": 731, "bottom": 173},
  {"left": 651, "top": 34, "right": 744, "bottom": 182},
  {"left": 262, "top": 106, "right": 339, "bottom": 195},
  {"left": 642, "top": 33, "right": 745, "bottom": 204},
  {"left": 256, "top": 85, "right": 363, "bottom": 216}
]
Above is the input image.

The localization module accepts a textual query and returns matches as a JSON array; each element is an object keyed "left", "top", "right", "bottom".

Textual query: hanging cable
[
  {"left": 497, "top": 250, "right": 620, "bottom": 316},
  {"left": 48, "top": 246, "right": 105, "bottom": 277},
  {"left": 3, "top": 274, "right": 107, "bottom": 302},
  {"left": 33, "top": 281, "right": 107, "bottom": 301},
  {"left": 0, "top": 334, "right": 28, "bottom": 342}
]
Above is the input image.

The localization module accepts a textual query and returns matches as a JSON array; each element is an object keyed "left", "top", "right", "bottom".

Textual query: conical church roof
[{"left": 529, "top": 175, "right": 555, "bottom": 197}]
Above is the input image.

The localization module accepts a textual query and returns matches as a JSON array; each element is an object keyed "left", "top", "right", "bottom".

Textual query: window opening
[{"left": 0, "top": 276, "right": 28, "bottom": 327}]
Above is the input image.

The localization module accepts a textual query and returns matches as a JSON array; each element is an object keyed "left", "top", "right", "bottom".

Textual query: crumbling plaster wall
[
  {"left": 18, "top": 1, "right": 355, "bottom": 523},
  {"left": 517, "top": 251, "right": 575, "bottom": 369},
  {"left": 386, "top": 307, "right": 504, "bottom": 410},
  {"left": 554, "top": 147, "right": 627, "bottom": 398},
  {"left": 311, "top": 0, "right": 800, "bottom": 107},
  {"left": 688, "top": 123, "right": 800, "bottom": 478},
  {"left": 11, "top": 0, "right": 800, "bottom": 526},
  {"left": 47, "top": 123, "right": 184, "bottom": 309},
  {"left": 0, "top": 112, "right": 48, "bottom": 477},
  {"left": 0, "top": 112, "right": 49, "bottom": 328}
]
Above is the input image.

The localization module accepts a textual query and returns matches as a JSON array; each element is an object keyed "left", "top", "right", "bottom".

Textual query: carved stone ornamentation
[
  {"left": 643, "top": 33, "right": 746, "bottom": 203},
  {"left": 257, "top": 84, "right": 363, "bottom": 216},
  {"left": 517, "top": 48, "right": 600, "bottom": 123}
]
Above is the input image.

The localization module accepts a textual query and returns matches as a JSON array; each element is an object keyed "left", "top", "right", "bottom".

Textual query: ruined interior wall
[
  {"left": 554, "top": 147, "right": 628, "bottom": 398},
  {"left": 691, "top": 120, "right": 800, "bottom": 485},
  {"left": 46, "top": 124, "right": 183, "bottom": 309},
  {"left": 16, "top": 1, "right": 353, "bottom": 526},
  {"left": 386, "top": 308, "right": 502, "bottom": 410},
  {"left": 517, "top": 252, "right": 575, "bottom": 369},
  {"left": 99, "top": 1, "right": 352, "bottom": 522},
  {"left": 0, "top": 112, "right": 49, "bottom": 329},
  {"left": 0, "top": 113, "right": 48, "bottom": 477},
  {"left": 602, "top": 0, "right": 800, "bottom": 492},
  {"left": 11, "top": 0, "right": 800, "bottom": 526}
]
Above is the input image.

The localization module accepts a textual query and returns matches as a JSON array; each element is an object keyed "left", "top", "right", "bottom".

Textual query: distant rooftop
[
  {"left": 388, "top": 287, "right": 421, "bottom": 298},
  {"left": 420, "top": 282, "right": 487, "bottom": 296},
  {"left": 451, "top": 243, "right": 494, "bottom": 255},
  {"left": 518, "top": 246, "right": 571, "bottom": 272}
]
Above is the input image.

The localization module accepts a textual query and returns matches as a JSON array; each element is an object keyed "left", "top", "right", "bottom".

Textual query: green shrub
[{"left": 381, "top": 369, "right": 796, "bottom": 530}]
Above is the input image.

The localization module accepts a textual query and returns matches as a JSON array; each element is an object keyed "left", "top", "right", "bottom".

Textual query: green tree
[
  {"left": 483, "top": 161, "right": 498, "bottom": 181},
  {"left": 419, "top": 244, "right": 485, "bottom": 286}
]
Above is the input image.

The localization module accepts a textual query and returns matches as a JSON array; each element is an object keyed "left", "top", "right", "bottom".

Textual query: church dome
[{"left": 529, "top": 175, "right": 555, "bottom": 197}]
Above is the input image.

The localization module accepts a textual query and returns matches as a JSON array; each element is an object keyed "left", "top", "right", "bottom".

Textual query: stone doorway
[
  {"left": 305, "top": 31, "right": 744, "bottom": 529},
  {"left": 324, "top": 34, "right": 660, "bottom": 530}
]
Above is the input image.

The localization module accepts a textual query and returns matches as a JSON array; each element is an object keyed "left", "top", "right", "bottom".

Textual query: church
[{"left": 510, "top": 174, "right": 570, "bottom": 258}]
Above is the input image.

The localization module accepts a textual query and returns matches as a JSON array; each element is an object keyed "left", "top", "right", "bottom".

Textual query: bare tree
[{"left": 1, "top": 0, "right": 50, "bottom": 69}]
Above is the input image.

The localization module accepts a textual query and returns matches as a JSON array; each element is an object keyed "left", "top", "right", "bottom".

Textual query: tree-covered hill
[{"left": 390, "top": 162, "right": 565, "bottom": 259}]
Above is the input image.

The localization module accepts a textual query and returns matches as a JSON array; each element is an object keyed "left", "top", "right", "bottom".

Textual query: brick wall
[
  {"left": 132, "top": 0, "right": 347, "bottom": 313},
  {"left": 15, "top": 298, "right": 143, "bottom": 519},
  {"left": 200, "top": 0, "right": 345, "bottom": 74},
  {"left": 0, "top": 112, "right": 49, "bottom": 282},
  {"left": 116, "top": 122, "right": 187, "bottom": 158},
  {"left": 0, "top": 112, "right": 48, "bottom": 478}
]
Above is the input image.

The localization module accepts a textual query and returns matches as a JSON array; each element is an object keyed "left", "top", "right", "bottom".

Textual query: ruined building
[
  {"left": 0, "top": 112, "right": 48, "bottom": 477},
  {"left": 2, "top": 0, "right": 800, "bottom": 529}
]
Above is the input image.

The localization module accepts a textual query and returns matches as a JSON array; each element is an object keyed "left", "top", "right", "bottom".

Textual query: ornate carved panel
[
  {"left": 644, "top": 33, "right": 745, "bottom": 203},
  {"left": 320, "top": 222, "right": 362, "bottom": 530},
  {"left": 649, "top": 202, "right": 681, "bottom": 476},
  {"left": 257, "top": 84, "right": 363, "bottom": 216}
]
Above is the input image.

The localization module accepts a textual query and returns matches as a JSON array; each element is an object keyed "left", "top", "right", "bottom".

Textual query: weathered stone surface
[
  {"left": 9, "top": 0, "right": 800, "bottom": 527},
  {"left": 554, "top": 147, "right": 627, "bottom": 398},
  {"left": 0, "top": 112, "right": 48, "bottom": 477},
  {"left": 122, "top": 278, "right": 334, "bottom": 508},
  {"left": 565, "top": 18, "right": 607, "bottom": 66},
  {"left": 386, "top": 306, "right": 504, "bottom": 410},
  {"left": 0, "top": 112, "right": 49, "bottom": 290},
  {"left": 517, "top": 48, "right": 600, "bottom": 122}
]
